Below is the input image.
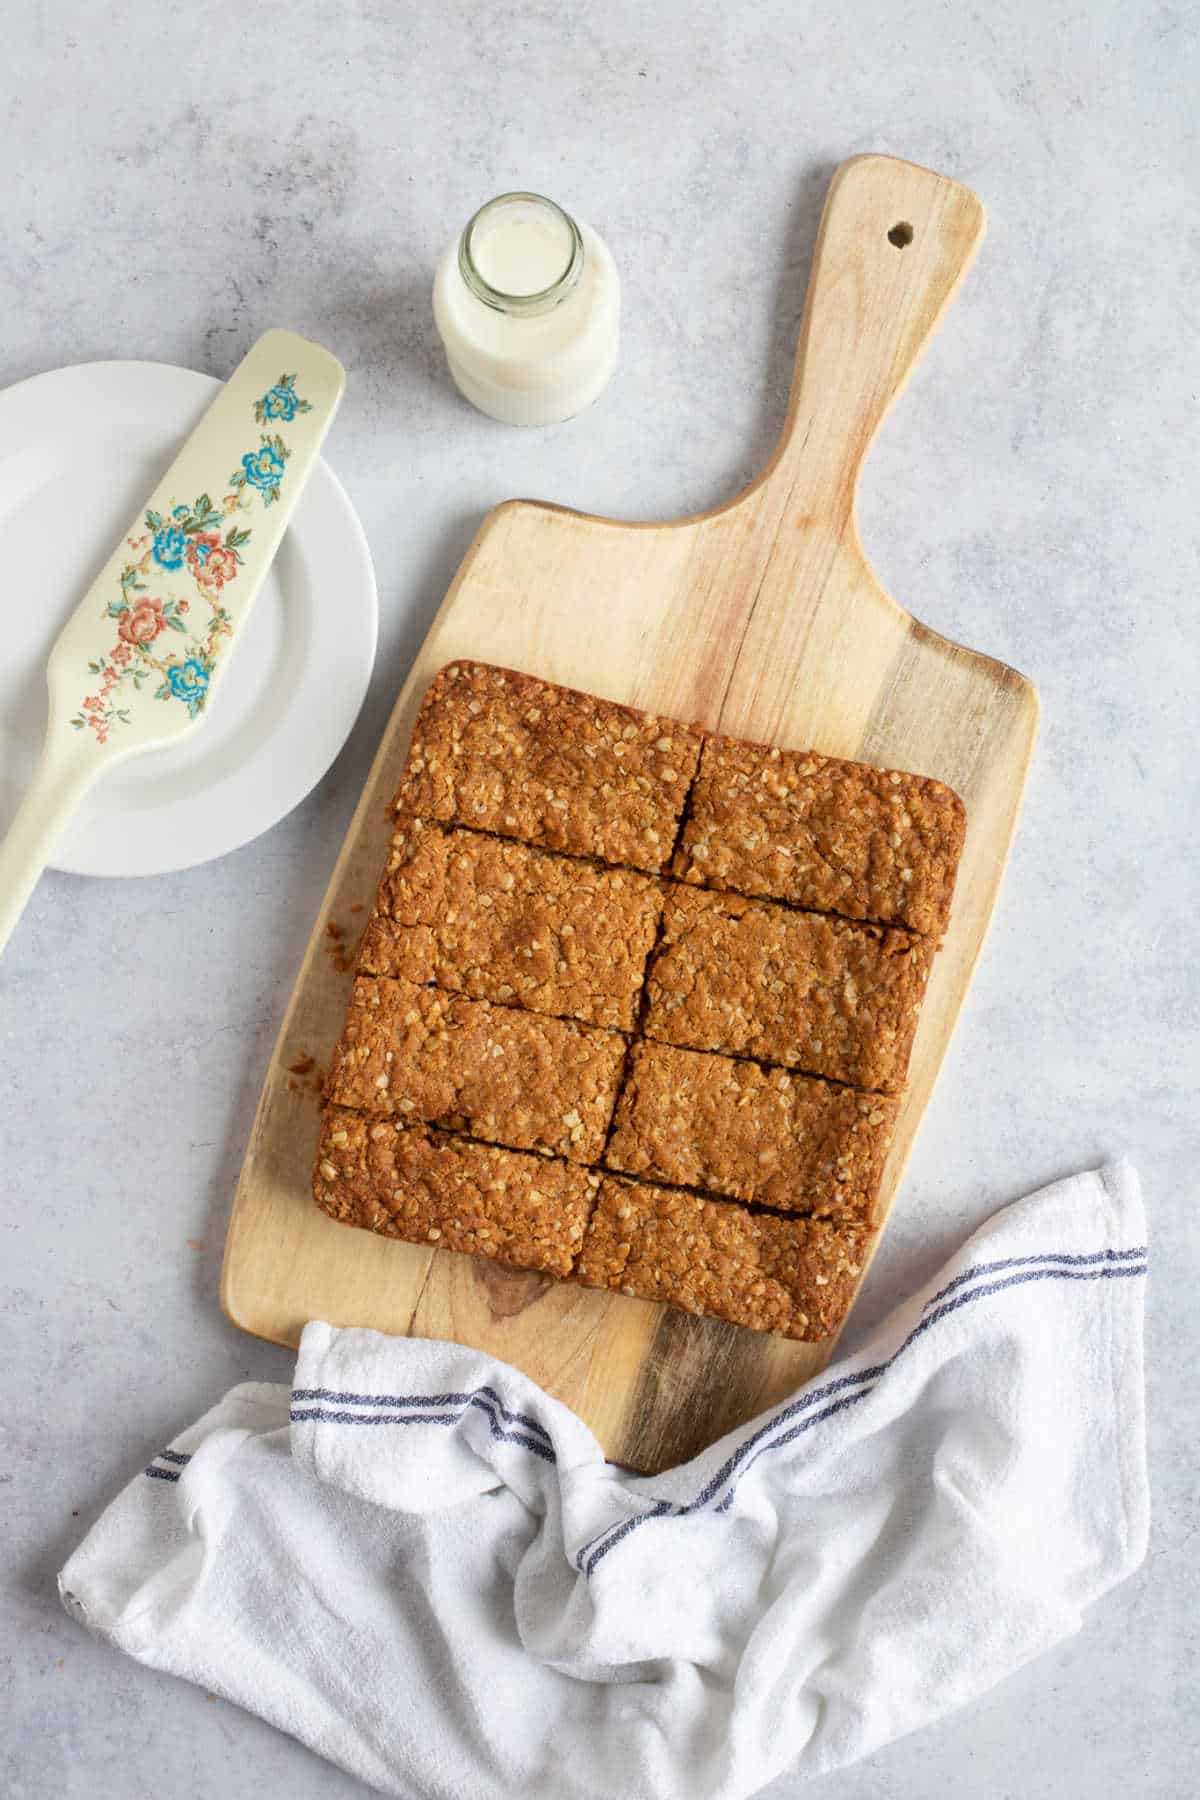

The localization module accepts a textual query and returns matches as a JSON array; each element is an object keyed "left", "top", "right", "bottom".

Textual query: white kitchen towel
[{"left": 59, "top": 1162, "right": 1148, "bottom": 1800}]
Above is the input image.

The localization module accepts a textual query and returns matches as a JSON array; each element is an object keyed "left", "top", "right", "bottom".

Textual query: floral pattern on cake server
[{"left": 70, "top": 373, "right": 312, "bottom": 741}]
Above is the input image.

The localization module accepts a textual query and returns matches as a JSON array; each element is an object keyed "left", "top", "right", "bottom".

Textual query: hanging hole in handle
[{"left": 888, "top": 221, "right": 914, "bottom": 248}]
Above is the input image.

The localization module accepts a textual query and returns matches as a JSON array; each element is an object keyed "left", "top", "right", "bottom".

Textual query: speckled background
[{"left": 2, "top": 3, "right": 1196, "bottom": 1796}]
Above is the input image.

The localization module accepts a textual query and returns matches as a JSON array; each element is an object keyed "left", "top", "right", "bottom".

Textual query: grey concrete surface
[{"left": 2, "top": 2, "right": 1196, "bottom": 1795}]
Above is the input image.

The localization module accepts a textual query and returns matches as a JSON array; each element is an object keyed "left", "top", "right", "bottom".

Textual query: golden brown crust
[
  {"left": 576, "top": 1174, "right": 871, "bottom": 1339},
  {"left": 358, "top": 821, "right": 663, "bottom": 1031},
  {"left": 314, "top": 1107, "right": 597, "bottom": 1277},
  {"left": 643, "top": 886, "right": 933, "bottom": 1092},
  {"left": 674, "top": 735, "right": 966, "bottom": 937},
  {"left": 326, "top": 975, "right": 627, "bottom": 1163},
  {"left": 604, "top": 1042, "right": 899, "bottom": 1219},
  {"left": 392, "top": 661, "right": 703, "bottom": 874},
  {"left": 315, "top": 663, "right": 967, "bottom": 1339}
]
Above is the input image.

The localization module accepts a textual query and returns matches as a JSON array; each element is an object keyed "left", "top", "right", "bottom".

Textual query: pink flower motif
[
  {"left": 83, "top": 696, "right": 103, "bottom": 713},
  {"left": 111, "top": 642, "right": 132, "bottom": 667},
  {"left": 177, "top": 599, "right": 189, "bottom": 613},
  {"left": 186, "top": 530, "right": 220, "bottom": 573},
  {"left": 118, "top": 597, "right": 166, "bottom": 646},
  {"left": 190, "top": 540, "right": 239, "bottom": 591}
]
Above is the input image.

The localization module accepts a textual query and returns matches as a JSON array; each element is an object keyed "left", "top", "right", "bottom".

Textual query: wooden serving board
[{"left": 222, "top": 155, "right": 1038, "bottom": 1472}]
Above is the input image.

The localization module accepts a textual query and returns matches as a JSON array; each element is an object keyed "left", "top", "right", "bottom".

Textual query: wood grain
[{"left": 221, "top": 155, "right": 1038, "bottom": 1472}]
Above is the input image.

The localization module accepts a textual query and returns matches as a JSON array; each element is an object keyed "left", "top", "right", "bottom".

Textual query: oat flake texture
[{"left": 315, "top": 661, "right": 966, "bottom": 1341}]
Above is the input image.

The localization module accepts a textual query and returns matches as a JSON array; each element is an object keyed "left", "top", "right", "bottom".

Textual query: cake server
[{"left": 0, "top": 328, "right": 344, "bottom": 954}]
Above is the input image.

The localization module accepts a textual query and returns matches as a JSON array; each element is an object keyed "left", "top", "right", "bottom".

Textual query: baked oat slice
[
  {"left": 325, "top": 975, "right": 627, "bottom": 1162},
  {"left": 674, "top": 735, "right": 966, "bottom": 936},
  {"left": 392, "top": 660, "right": 703, "bottom": 874},
  {"left": 605, "top": 1041, "right": 899, "bottom": 1219},
  {"left": 576, "top": 1174, "right": 871, "bottom": 1339},
  {"left": 643, "top": 885, "right": 934, "bottom": 1092},
  {"left": 314, "top": 1106, "right": 597, "bottom": 1277},
  {"left": 358, "top": 820, "right": 663, "bottom": 1031}
]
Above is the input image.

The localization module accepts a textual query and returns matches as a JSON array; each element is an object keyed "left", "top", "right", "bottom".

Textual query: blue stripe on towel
[
  {"left": 143, "top": 1448, "right": 192, "bottom": 1481},
  {"left": 146, "top": 1251, "right": 1147, "bottom": 1575},
  {"left": 923, "top": 1246, "right": 1148, "bottom": 1312},
  {"left": 290, "top": 1390, "right": 556, "bottom": 1463},
  {"left": 291, "top": 1383, "right": 552, "bottom": 1442},
  {"left": 580, "top": 1255, "right": 1148, "bottom": 1575}
]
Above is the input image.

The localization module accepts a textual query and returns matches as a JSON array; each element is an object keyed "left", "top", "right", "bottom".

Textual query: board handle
[{"left": 759, "top": 154, "right": 985, "bottom": 527}]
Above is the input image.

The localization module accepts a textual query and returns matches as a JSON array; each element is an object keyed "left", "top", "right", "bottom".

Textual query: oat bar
[
  {"left": 393, "top": 661, "right": 703, "bottom": 874},
  {"left": 643, "top": 886, "right": 933, "bottom": 1092},
  {"left": 314, "top": 1106, "right": 596, "bottom": 1276},
  {"left": 674, "top": 735, "right": 965, "bottom": 936},
  {"left": 604, "top": 1042, "right": 898, "bottom": 1218},
  {"left": 326, "top": 975, "right": 627, "bottom": 1162},
  {"left": 359, "top": 821, "right": 663, "bottom": 1031},
  {"left": 576, "top": 1174, "right": 871, "bottom": 1339}
]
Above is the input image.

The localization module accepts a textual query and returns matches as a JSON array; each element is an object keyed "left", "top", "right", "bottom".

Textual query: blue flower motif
[
  {"left": 254, "top": 375, "right": 310, "bottom": 425},
  {"left": 172, "top": 504, "right": 190, "bottom": 519},
  {"left": 240, "top": 443, "right": 286, "bottom": 492},
  {"left": 262, "top": 383, "right": 299, "bottom": 421},
  {"left": 167, "top": 659, "right": 210, "bottom": 710},
  {"left": 152, "top": 524, "right": 188, "bottom": 570}
]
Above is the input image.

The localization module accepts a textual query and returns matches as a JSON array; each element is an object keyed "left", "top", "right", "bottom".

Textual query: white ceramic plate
[{"left": 0, "top": 359, "right": 377, "bottom": 877}]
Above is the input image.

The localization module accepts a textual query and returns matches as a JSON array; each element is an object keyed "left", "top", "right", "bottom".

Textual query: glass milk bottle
[{"left": 433, "top": 192, "right": 620, "bottom": 427}]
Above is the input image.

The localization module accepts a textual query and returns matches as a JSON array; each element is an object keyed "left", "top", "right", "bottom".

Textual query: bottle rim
[{"left": 459, "top": 192, "right": 585, "bottom": 318}]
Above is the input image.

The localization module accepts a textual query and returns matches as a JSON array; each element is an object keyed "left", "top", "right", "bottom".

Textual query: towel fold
[{"left": 59, "top": 1162, "right": 1148, "bottom": 1800}]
